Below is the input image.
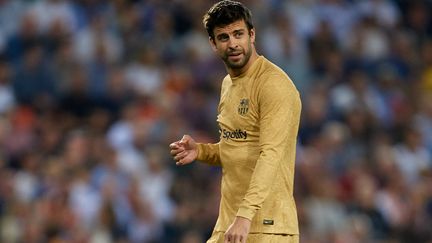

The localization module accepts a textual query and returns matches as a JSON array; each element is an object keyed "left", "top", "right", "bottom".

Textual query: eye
[
  {"left": 217, "top": 34, "right": 229, "bottom": 42},
  {"left": 234, "top": 31, "right": 244, "bottom": 38}
]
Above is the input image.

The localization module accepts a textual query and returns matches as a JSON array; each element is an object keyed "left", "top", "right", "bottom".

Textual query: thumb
[
  {"left": 181, "top": 134, "right": 190, "bottom": 142},
  {"left": 180, "top": 134, "right": 190, "bottom": 146}
]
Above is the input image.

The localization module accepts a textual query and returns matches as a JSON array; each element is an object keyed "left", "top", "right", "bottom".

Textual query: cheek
[
  {"left": 239, "top": 38, "right": 250, "bottom": 48},
  {"left": 215, "top": 44, "right": 228, "bottom": 54},
  {"left": 246, "top": 37, "right": 253, "bottom": 46}
]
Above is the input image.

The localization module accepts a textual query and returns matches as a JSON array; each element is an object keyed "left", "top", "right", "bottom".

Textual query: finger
[
  {"left": 176, "top": 157, "right": 189, "bottom": 166},
  {"left": 237, "top": 235, "right": 244, "bottom": 243},
  {"left": 179, "top": 134, "right": 190, "bottom": 145},
  {"left": 169, "top": 142, "right": 180, "bottom": 149},
  {"left": 174, "top": 150, "right": 187, "bottom": 161},
  {"left": 233, "top": 235, "right": 240, "bottom": 243},
  {"left": 224, "top": 234, "right": 230, "bottom": 243},
  {"left": 170, "top": 147, "right": 184, "bottom": 156},
  {"left": 181, "top": 134, "right": 189, "bottom": 142}
]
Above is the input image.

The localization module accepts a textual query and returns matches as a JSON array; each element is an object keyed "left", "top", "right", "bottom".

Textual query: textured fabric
[
  {"left": 206, "top": 231, "right": 299, "bottom": 243},
  {"left": 197, "top": 56, "right": 301, "bottom": 235},
  {"left": 197, "top": 142, "right": 221, "bottom": 166}
]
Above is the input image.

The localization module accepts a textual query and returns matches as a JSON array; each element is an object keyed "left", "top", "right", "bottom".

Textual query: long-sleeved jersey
[{"left": 197, "top": 56, "right": 301, "bottom": 234}]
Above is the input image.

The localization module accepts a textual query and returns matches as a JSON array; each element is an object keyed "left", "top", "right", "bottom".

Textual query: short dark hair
[{"left": 203, "top": 0, "right": 254, "bottom": 40}]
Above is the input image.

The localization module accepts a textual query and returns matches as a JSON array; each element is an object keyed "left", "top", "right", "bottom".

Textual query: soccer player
[{"left": 169, "top": 1, "right": 301, "bottom": 242}]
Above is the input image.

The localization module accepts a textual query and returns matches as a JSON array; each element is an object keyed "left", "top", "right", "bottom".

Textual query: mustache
[{"left": 226, "top": 49, "right": 243, "bottom": 55}]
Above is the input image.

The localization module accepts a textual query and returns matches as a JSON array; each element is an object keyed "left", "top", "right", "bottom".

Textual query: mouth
[
  {"left": 228, "top": 52, "right": 242, "bottom": 57},
  {"left": 227, "top": 52, "right": 243, "bottom": 61}
]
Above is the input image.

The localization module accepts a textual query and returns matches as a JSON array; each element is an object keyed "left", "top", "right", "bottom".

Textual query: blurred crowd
[{"left": 0, "top": 0, "right": 431, "bottom": 242}]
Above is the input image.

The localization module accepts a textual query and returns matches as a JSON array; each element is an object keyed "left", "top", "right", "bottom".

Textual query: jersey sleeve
[
  {"left": 196, "top": 142, "right": 221, "bottom": 166},
  {"left": 236, "top": 74, "right": 301, "bottom": 220},
  {"left": 194, "top": 76, "right": 230, "bottom": 167}
]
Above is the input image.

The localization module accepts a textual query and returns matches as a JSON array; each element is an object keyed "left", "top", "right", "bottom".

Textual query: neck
[{"left": 228, "top": 49, "right": 259, "bottom": 77}]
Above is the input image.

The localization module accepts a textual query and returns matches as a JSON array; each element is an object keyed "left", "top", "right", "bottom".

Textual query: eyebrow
[{"left": 215, "top": 28, "right": 246, "bottom": 39}]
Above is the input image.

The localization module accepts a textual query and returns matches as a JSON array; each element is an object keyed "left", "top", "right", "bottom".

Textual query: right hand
[{"left": 169, "top": 135, "right": 198, "bottom": 166}]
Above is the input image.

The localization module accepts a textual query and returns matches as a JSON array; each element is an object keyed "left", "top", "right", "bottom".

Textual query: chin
[{"left": 228, "top": 60, "right": 246, "bottom": 69}]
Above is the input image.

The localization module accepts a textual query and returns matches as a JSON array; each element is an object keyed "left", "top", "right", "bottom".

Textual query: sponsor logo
[
  {"left": 238, "top": 98, "right": 249, "bottom": 116},
  {"left": 220, "top": 128, "right": 247, "bottom": 140}
]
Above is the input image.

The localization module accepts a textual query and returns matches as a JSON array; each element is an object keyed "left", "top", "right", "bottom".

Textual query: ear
[
  {"left": 209, "top": 37, "right": 217, "bottom": 52},
  {"left": 250, "top": 28, "right": 256, "bottom": 44}
]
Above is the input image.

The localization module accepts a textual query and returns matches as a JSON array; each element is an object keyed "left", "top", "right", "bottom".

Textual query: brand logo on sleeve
[
  {"left": 263, "top": 219, "right": 274, "bottom": 225},
  {"left": 220, "top": 128, "right": 247, "bottom": 140},
  {"left": 238, "top": 98, "right": 249, "bottom": 116}
]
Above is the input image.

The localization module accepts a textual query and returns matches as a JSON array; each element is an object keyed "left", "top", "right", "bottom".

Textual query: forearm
[
  {"left": 196, "top": 142, "right": 221, "bottom": 166},
  {"left": 236, "top": 151, "right": 281, "bottom": 220}
]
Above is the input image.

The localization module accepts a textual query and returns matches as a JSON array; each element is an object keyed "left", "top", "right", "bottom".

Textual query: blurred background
[{"left": 0, "top": 0, "right": 431, "bottom": 242}]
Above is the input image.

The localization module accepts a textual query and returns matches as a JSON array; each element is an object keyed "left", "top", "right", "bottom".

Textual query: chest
[{"left": 217, "top": 82, "right": 259, "bottom": 131}]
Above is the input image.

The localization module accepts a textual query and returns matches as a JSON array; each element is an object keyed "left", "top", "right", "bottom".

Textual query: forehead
[{"left": 213, "top": 20, "right": 248, "bottom": 36}]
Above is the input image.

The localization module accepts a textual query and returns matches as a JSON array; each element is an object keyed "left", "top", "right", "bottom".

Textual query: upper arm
[{"left": 258, "top": 74, "right": 301, "bottom": 152}]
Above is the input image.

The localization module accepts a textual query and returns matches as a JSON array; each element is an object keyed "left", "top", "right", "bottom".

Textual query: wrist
[
  {"left": 236, "top": 216, "right": 251, "bottom": 222},
  {"left": 196, "top": 143, "right": 204, "bottom": 161},
  {"left": 236, "top": 207, "right": 254, "bottom": 221},
  {"left": 235, "top": 216, "right": 252, "bottom": 227}
]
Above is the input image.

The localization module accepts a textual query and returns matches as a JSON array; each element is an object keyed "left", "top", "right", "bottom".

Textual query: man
[{"left": 169, "top": 1, "right": 301, "bottom": 242}]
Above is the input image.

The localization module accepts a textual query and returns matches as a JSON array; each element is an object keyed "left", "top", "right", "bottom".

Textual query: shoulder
[
  {"left": 220, "top": 75, "right": 232, "bottom": 91},
  {"left": 222, "top": 74, "right": 231, "bottom": 85},
  {"left": 256, "top": 57, "right": 298, "bottom": 94}
]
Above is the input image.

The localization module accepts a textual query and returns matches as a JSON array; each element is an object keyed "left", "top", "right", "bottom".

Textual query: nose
[{"left": 227, "top": 37, "right": 238, "bottom": 49}]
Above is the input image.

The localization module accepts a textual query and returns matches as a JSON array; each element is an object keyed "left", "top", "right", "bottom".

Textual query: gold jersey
[{"left": 197, "top": 56, "right": 301, "bottom": 235}]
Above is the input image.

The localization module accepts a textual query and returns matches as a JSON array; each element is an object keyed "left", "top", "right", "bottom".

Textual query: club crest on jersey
[{"left": 238, "top": 98, "right": 249, "bottom": 116}]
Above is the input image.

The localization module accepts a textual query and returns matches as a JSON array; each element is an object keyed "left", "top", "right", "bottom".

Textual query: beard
[{"left": 221, "top": 42, "right": 252, "bottom": 70}]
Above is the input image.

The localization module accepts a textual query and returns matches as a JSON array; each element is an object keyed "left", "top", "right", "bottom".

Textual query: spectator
[{"left": 0, "top": 1, "right": 431, "bottom": 242}]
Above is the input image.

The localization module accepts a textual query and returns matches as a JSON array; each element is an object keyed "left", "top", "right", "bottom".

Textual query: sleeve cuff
[
  {"left": 196, "top": 143, "right": 205, "bottom": 161},
  {"left": 236, "top": 207, "right": 255, "bottom": 221}
]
